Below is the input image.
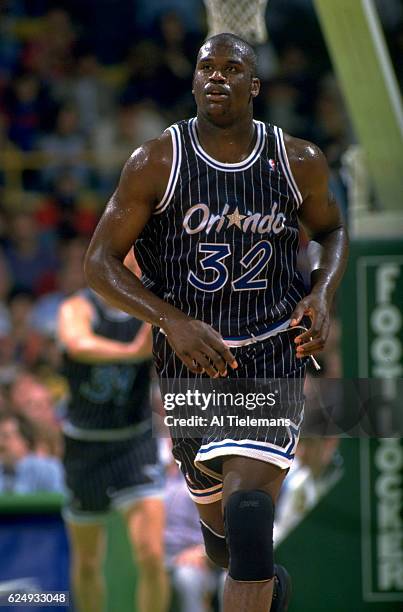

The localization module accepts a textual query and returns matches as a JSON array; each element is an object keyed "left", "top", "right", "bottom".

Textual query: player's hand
[
  {"left": 163, "top": 316, "right": 238, "bottom": 377},
  {"left": 290, "top": 289, "right": 330, "bottom": 358}
]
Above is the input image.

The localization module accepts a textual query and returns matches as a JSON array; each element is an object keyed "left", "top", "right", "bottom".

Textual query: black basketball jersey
[
  {"left": 135, "top": 119, "right": 307, "bottom": 342},
  {"left": 62, "top": 289, "right": 152, "bottom": 438}
]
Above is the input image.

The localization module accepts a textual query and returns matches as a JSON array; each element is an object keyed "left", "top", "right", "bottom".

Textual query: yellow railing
[{"left": 0, "top": 147, "right": 127, "bottom": 194}]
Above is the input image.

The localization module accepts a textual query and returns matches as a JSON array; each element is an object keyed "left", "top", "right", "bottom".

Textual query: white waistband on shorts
[
  {"left": 223, "top": 318, "right": 291, "bottom": 347},
  {"left": 159, "top": 318, "right": 320, "bottom": 370},
  {"left": 224, "top": 321, "right": 321, "bottom": 371}
]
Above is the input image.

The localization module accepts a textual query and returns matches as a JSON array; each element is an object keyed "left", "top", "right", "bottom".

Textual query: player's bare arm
[
  {"left": 84, "top": 132, "right": 237, "bottom": 377},
  {"left": 58, "top": 295, "right": 152, "bottom": 363},
  {"left": 286, "top": 135, "right": 349, "bottom": 357}
]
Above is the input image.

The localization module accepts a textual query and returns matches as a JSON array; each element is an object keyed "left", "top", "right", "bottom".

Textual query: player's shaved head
[{"left": 198, "top": 33, "right": 257, "bottom": 76}]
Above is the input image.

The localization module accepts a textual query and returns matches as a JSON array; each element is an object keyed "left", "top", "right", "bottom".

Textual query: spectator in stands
[
  {"left": 0, "top": 115, "right": 10, "bottom": 188},
  {"left": 0, "top": 388, "right": 7, "bottom": 412},
  {"left": 135, "top": 0, "right": 204, "bottom": 34},
  {"left": 22, "top": 8, "right": 76, "bottom": 84},
  {"left": 10, "top": 371, "right": 62, "bottom": 457},
  {"left": 121, "top": 38, "right": 191, "bottom": 111},
  {"left": 36, "top": 172, "right": 98, "bottom": 240},
  {"left": 71, "top": 52, "right": 113, "bottom": 138},
  {"left": 0, "top": 9, "right": 21, "bottom": 81},
  {"left": 3, "top": 210, "right": 59, "bottom": 295},
  {"left": 59, "top": 236, "right": 89, "bottom": 269},
  {"left": 7, "top": 290, "right": 44, "bottom": 367},
  {"left": 0, "top": 410, "right": 65, "bottom": 493},
  {"left": 5, "top": 72, "right": 46, "bottom": 152},
  {"left": 0, "top": 253, "right": 11, "bottom": 338},
  {"left": 0, "top": 205, "right": 9, "bottom": 248},
  {"left": 155, "top": 11, "right": 201, "bottom": 115},
  {"left": 93, "top": 100, "right": 166, "bottom": 192},
  {"left": 0, "top": 255, "right": 14, "bottom": 384},
  {"left": 0, "top": 331, "right": 17, "bottom": 386},
  {"left": 311, "top": 76, "right": 351, "bottom": 216},
  {"left": 262, "top": 78, "right": 304, "bottom": 137},
  {"left": 39, "top": 105, "right": 89, "bottom": 189}
]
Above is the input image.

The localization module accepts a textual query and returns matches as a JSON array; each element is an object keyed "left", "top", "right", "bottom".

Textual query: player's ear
[{"left": 251, "top": 77, "right": 260, "bottom": 98}]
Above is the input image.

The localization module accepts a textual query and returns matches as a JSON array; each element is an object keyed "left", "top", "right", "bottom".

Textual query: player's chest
[{"left": 174, "top": 168, "right": 297, "bottom": 241}]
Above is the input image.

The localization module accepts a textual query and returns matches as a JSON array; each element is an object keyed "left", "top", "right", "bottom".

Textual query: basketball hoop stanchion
[{"left": 203, "top": 0, "right": 269, "bottom": 44}]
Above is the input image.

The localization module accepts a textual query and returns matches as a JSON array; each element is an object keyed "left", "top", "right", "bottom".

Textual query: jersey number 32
[{"left": 188, "top": 241, "right": 272, "bottom": 292}]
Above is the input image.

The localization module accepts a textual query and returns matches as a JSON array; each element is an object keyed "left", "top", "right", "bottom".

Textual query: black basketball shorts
[
  {"left": 63, "top": 430, "right": 164, "bottom": 523},
  {"left": 153, "top": 326, "right": 308, "bottom": 505}
]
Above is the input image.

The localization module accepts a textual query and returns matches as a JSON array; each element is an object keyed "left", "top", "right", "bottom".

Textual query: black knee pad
[
  {"left": 200, "top": 520, "right": 229, "bottom": 569},
  {"left": 224, "top": 489, "right": 274, "bottom": 582}
]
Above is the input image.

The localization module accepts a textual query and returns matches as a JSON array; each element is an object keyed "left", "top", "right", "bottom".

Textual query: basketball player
[
  {"left": 58, "top": 253, "right": 168, "bottom": 612},
  {"left": 84, "top": 34, "right": 349, "bottom": 612}
]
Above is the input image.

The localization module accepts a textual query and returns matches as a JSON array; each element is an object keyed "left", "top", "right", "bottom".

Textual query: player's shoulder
[
  {"left": 119, "top": 128, "right": 174, "bottom": 202},
  {"left": 124, "top": 129, "right": 173, "bottom": 177},
  {"left": 283, "top": 133, "right": 329, "bottom": 193},
  {"left": 283, "top": 133, "right": 328, "bottom": 172},
  {"left": 59, "top": 291, "right": 94, "bottom": 320}
]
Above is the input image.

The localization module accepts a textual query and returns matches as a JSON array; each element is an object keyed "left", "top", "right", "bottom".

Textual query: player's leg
[
  {"left": 221, "top": 456, "right": 287, "bottom": 612},
  {"left": 122, "top": 497, "right": 168, "bottom": 612},
  {"left": 62, "top": 436, "right": 111, "bottom": 612},
  {"left": 111, "top": 433, "right": 168, "bottom": 612},
  {"left": 193, "top": 333, "right": 306, "bottom": 611},
  {"left": 171, "top": 435, "right": 228, "bottom": 569},
  {"left": 196, "top": 499, "right": 228, "bottom": 568},
  {"left": 66, "top": 520, "right": 107, "bottom": 612}
]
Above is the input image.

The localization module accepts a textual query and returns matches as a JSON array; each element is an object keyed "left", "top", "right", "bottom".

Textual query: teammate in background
[
  {"left": 84, "top": 34, "right": 349, "bottom": 612},
  {"left": 58, "top": 252, "right": 168, "bottom": 612}
]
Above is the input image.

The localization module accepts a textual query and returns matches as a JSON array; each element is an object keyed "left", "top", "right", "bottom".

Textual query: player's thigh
[
  {"left": 122, "top": 497, "right": 165, "bottom": 565},
  {"left": 195, "top": 499, "right": 224, "bottom": 535},
  {"left": 222, "top": 456, "right": 287, "bottom": 505},
  {"left": 66, "top": 520, "right": 107, "bottom": 569}
]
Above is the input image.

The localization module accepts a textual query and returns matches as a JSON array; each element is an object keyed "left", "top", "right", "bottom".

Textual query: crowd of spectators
[{"left": 0, "top": 0, "right": 402, "bottom": 481}]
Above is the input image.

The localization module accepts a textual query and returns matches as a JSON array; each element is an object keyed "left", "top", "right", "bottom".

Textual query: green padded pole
[{"left": 313, "top": 0, "right": 403, "bottom": 212}]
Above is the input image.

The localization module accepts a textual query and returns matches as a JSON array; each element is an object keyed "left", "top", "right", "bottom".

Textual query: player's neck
[{"left": 195, "top": 114, "right": 256, "bottom": 164}]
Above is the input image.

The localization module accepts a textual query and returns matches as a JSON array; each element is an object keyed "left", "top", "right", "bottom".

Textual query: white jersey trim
[
  {"left": 274, "top": 126, "right": 303, "bottom": 208},
  {"left": 189, "top": 118, "right": 266, "bottom": 172},
  {"left": 154, "top": 125, "right": 182, "bottom": 215}
]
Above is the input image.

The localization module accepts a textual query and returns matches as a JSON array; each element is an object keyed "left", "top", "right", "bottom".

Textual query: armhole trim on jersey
[
  {"left": 274, "top": 126, "right": 303, "bottom": 208},
  {"left": 153, "top": 125, "right": 181, "bottom": 215}
]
